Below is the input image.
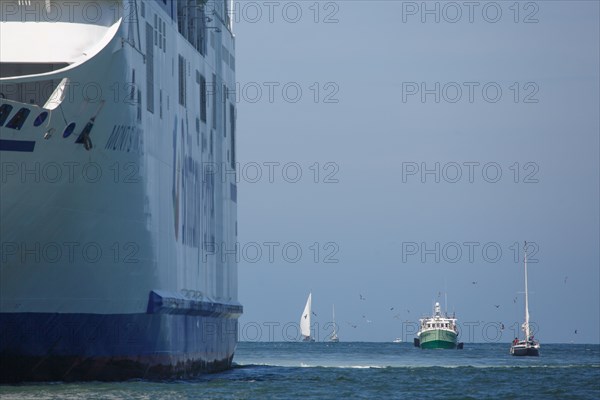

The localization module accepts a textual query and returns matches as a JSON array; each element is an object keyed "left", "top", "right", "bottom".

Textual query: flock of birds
[
  {"left": 331, "top": 276, "right": 578, "bottom": 335},
  {"left": 339, "top": 293, "right": 417, "bottom": 329}
]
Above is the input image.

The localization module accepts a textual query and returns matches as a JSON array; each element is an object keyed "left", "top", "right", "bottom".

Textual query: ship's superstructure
[{"left": 0, "top": 0, "right": 241, "bottom": 381}]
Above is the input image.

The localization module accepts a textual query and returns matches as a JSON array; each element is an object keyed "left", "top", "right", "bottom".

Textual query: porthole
[
  {"left": 63, "top": 122, "right": 76, "bottom": 138},
  {"left": 33, "top": 111, "right": 49, "bottom": 127},
  {"left": 5, "top": 107, "right": 31, "bottom": 130},
  {"left": 0, "top": 104, "right": 13, "bottom": 126}
]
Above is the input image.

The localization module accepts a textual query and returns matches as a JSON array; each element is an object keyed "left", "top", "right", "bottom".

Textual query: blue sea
[{"left": 1, "top": 343, "right": 599, "bottom": 399}]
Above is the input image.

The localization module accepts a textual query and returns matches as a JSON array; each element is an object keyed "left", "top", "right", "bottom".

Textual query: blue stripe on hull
[
  {"left": 0, "top": 311, "right": 239, "bottom": 382},
  {"left": 0, "top": 139, "right": 36, "bottom": 152}
]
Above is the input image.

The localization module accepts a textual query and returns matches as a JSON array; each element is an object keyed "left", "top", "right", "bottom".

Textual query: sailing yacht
[
  {"left": 329, "top": 305, "right": 339, "bottom": 342},
  {"left": 301, "top": 293, "right": 315, "bottom": 342},
  {"left": 510, "top": 242, "right": 540, "bottom": 356}
]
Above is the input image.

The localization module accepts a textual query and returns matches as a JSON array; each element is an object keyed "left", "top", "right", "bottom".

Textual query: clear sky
[{"left": 233, "top": 0, "right": 599, "bottom": 343}]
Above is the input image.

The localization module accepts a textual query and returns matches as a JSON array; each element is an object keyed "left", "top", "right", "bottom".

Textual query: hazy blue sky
[{"left": 233, "top": 1, "right": 599, "bottom": 343}]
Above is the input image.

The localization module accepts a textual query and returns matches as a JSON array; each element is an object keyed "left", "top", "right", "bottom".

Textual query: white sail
[{"left": 300, "top": 293, "right": 312, "bottom": 338}]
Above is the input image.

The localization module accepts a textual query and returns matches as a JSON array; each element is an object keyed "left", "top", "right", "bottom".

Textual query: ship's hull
[
  {"left": 418, "top": 329, "right": 458, "bottom": 349},
  {"left": 1, "top": 0, "right": 240, "bottom": 382},
  {"left": 0, "top": 310, "right": 239, "bottom": 382},
  {"left": 510, "top": 343, "right": 540, "bottom": 357}
]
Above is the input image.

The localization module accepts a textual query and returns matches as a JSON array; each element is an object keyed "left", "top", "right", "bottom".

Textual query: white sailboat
[
  {"left": 330, "top": 304, "right": 339, "bottom": 342},
  {"left": 510, "top": 241, "right": 540, "bottom": 356},
  {"left": 300, "top": 293, "right": 315, "bottom": 342}
]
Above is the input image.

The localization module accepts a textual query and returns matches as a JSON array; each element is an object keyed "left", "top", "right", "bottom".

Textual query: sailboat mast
[
  {"left": 332, "top": 304, "right": 336, "bottom": 335},
  {"left": 308, "top": 293, "right": 312, "bottom": 328},
  {"left": 524, "top": 242, "right": 531, "bottom": 339}
]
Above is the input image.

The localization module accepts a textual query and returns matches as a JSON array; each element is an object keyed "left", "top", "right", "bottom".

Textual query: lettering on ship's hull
[{"left": 105, "top": 125, "right": 143, "bottom": 154}]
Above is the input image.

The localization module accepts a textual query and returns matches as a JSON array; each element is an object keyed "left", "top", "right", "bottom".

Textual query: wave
[
  {"left": 235, "top": 363, "right": 600, "bottom": 370},
  {"left": 301, "top": 364, "right": 388, "bottom": 369}
]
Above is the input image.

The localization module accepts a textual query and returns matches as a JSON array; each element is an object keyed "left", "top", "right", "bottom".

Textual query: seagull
[
  {"left": 574, "top": 329, "right": 578, "bottom": 334},
  {"left": 390, "top": 307, "right": 394, "bottom": 311},
  {"left": 406, "top": 309, "right": 410, "bottom": 314},
  {"left": 501, "top": 323, "right": 505, "bottom": 330},
  {"left": 346, "top": 322, "right": 357, "bottom": 328},
  {"left": 472, "top": 281, "right": 477, "bottom": 285},
  {"left": 312, "top": 311, "right": 317, "bottom": 317},
  {"left": 359, "top": 294, "right": 366, "bottom": 301},
  {"left": 494, "top": 305, "right": 500, "bottom": 309},
  {"left": 513, "top": 297, "right": 518, "bottom": 303}
]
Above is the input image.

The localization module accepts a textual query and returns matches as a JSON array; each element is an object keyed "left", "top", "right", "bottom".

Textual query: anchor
[{"left": 75, "top": 101, "right": 105, "bottom": 151}]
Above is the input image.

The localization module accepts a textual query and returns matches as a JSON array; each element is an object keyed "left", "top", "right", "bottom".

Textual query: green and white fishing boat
[{"left": 415, "top": 302, "right": 460, "bottom": 349}]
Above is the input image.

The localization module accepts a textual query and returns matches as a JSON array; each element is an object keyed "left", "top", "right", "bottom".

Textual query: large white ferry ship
[{"left": 0, "top": 0, "right": 241, "bottom": 381}]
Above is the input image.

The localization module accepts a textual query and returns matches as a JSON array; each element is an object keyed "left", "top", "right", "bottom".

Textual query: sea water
[{"left": 1, "top": 342, "right": 598, "bottom": 399}]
